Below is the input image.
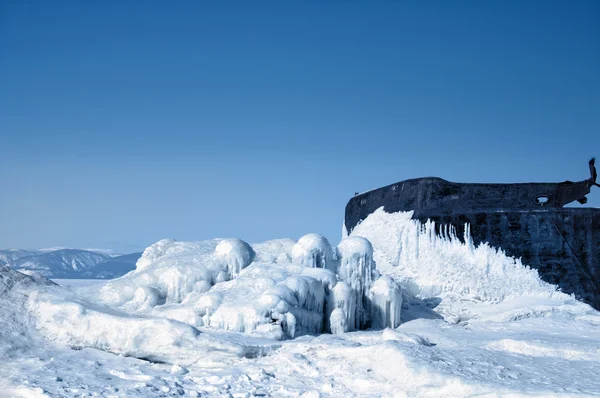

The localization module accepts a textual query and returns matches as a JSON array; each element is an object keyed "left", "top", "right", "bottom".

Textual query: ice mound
[
  {"left": 215, "top": 238, "right": 255, "bottom": 278},
  {"left": 191, "top": 263, "right": 335, "bottom": 338},
  {"left": 292, "top": 233, "right": 335, "bottom": 271},
  {"left": 97, "top": 235, "right": 343, "bottom": 338},
  {"left": 97, "top": 232, "right": 408, "bottom": 338},
  {"left": 100, "top": 239, "right": 237, "bottom": 308},
  {"left": 350, "top": 208, "right": 582, "bottom": 320}
]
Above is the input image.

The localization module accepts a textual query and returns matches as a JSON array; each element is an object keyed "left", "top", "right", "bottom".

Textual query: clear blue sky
[{"left": 1, "top": 0, "right": 599, "bottom": 253}]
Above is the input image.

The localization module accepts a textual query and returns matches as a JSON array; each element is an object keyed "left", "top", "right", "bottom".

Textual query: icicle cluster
[
  {"left": 335, "top": 236, "right": 377, "bottom": 329},
  {"left": 351, "top": 208, "right": 560, "bottom": 305},
  {"left": 102, "top": 230, "right": 406, "bottom": 340},
  {"left": 291, "top": 234, "right": 403, "bottom": 335}
]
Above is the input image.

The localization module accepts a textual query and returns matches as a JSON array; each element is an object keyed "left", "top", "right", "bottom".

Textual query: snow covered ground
[{"left": 1, "top": 208, "right": 600, "bottom": 397}]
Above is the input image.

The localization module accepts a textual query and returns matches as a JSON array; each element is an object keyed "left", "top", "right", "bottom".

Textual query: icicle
[{"left": 336, "top": 236, "right": 375, "bottom": 329}]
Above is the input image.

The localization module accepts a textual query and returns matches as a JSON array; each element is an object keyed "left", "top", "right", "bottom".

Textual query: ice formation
[
  {"left": 336, "top": 236, "right": 378, "bottom": 329},
  {"left": 327, "top": 282, "right": 355, "bottom": 332},
  {"left": 370, "top": 276, "right": 403, "bottom": 329},
  {"left": 350, "top": 208, "right": 575, "bottom": 321},
  {"left": 96, "top": 236, "right": 342, "bottom": 339},
  {"left": 92, "top": 231, "right": 403, "bottom": 338},
  {"left": 291, "top": 233, "right": 335, "bottom": 271},
  {"left": 87, "top": 207, "right": 576, "bottom": 341},
  {"left": 194, "top": 263, "right": 335, "bottom": 338},
  {"left": 214, "top": 238, "right": 255, "bottom": 278},
  {"left": 100, "top": 239, "right": 225, "bottom": 308}
]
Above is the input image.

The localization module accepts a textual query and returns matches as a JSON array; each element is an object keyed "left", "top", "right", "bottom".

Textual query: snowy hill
[
  {"left": 10, "top": 249, "right": 111, "bottom": 278},
  {"left": 89, "top": 252, "right": 142, "bottom": 279},
  {"left": 0, "top": 249, "right": 43, "bottom": 264},
  {"left": 4, "top": 249, "right": 140, "bottom": 279}
]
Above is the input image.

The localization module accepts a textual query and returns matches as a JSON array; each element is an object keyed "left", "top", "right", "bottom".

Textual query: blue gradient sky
[{"left": 1, "top": 0, "right": 599, "bottom": 253}]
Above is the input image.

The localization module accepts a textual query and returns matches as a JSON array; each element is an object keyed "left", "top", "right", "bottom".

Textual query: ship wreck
[{"left": 345, "top": 159, "right": 600, "bottom": 310}]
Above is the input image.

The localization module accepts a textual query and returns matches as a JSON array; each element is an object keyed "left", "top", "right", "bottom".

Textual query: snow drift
[
  {"left": 0, "top": 265, "right": 243, "bottom": 366},
  {"left": 0, "top": 266, "right": 55, "bottom": 358}
]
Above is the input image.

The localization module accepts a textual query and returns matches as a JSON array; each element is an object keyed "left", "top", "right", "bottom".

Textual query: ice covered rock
[
  {"left": 215, "top": 238, "right": 255, "bottom": 278},
  {"left": 292, "top": 234, "right": 335, "bottom": 271},
  {"left": 370, "top": 275, "right": 403, "bottom": 329}
]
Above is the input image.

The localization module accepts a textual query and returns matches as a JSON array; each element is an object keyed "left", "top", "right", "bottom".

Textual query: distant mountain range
[{"left": 0, "top": 248, "right": 141, "bottom": 279}]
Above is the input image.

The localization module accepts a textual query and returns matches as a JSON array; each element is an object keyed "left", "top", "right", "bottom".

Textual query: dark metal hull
[{"left": 345, "top": 177, "right": 600, "bottom": 309}]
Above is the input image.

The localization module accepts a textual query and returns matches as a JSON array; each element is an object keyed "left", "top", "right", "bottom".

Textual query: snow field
[{"left": 3, "top": 209, "right": 600, "bottom": 396}]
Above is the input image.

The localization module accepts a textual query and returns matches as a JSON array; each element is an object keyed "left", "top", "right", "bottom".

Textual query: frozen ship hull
[{"left": 345, "top": 176, "right": 600, "bottom": 309}]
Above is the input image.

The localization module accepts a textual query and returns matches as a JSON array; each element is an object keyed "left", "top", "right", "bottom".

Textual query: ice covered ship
[{"left": 345, "top": 159, "right": 600, "bottom": 310}]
